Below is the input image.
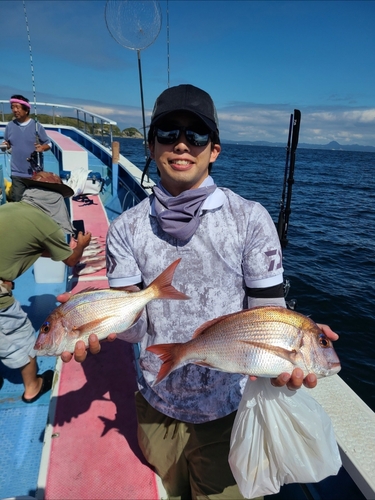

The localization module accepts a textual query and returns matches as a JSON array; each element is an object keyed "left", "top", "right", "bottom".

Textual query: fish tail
[
  {"left": 146, "top": 343, "right": 182, "bottom": 384},
  {"left": 149, "top": 259, "right": 189, "bottom": 301}
]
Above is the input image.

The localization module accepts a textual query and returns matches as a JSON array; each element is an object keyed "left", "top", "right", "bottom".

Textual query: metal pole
[
  {"left": 112, "top": 141, "right": 119, "bottom": 198},
  {"left": 167, "top": 0, "right": 170, "bottom": 87},
  {"left": 137, "top": 49, "right": 148, "bottom": 162}
]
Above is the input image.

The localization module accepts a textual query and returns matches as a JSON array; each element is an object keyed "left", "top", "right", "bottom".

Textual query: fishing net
[
  {"left": 105, "top": 0, "right": 162, "bottom": 51},
  {"left": 105, "top": 0, "right": 162, "bottom": 169}
]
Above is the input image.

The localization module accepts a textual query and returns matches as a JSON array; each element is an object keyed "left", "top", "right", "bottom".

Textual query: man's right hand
[
  {"left": 76, "top": 231, "right": 92, "bottom": 249},
  {"left": 63, "top": 231, "right": 92, "bottom": 267},
  {"left": 60, "top": 334, "right": 114, "bottom": 363}
]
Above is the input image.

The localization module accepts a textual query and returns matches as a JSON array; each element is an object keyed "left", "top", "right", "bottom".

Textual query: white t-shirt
[{"left": 106, "top": 180, "right": 284, "bottom": 423}]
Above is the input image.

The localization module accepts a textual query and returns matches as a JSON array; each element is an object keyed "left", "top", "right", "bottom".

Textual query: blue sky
[{"left": 1, "top": 0, "right": 375, "bottom": 146}]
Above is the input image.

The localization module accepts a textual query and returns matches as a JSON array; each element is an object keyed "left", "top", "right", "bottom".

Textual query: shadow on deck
[{"left": 43, "top": 340, "right": 160, "bottom": 499}]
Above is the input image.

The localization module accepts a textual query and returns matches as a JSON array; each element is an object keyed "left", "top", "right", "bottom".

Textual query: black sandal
[{"left": 22, "top": 369, "right": 54, "bottom": 404}]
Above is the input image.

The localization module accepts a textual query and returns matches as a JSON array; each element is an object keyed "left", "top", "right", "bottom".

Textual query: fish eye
[
  {"left": 41, "top": 322, "right": 50, "bottom": 333},
  {"left": 319, "top": 334, "right": 329, "bottom": 347}
]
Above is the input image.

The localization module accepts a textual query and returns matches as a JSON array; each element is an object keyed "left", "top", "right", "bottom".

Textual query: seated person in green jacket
[{"left": 0, "top": 171, "right": 91, "bottom": 403}]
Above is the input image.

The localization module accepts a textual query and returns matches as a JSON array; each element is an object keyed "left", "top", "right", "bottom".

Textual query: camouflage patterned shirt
[{"left": 106, "top": 178, "right": 284, "bottom": 423}]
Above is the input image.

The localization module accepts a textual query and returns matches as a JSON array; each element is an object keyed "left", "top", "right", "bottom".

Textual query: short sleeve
[{"left": 242, "top": 202, "right": 283, "bottom": 289}]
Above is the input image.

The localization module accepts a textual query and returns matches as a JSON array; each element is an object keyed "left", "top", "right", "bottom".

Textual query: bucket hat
[{"left": 21, "top": 172, "right": 74, "bottom": 198}]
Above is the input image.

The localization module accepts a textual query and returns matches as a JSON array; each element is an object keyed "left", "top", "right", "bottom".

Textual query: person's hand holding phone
[{"left": 72, "top": 219, "right": 85, "bottom": 239}]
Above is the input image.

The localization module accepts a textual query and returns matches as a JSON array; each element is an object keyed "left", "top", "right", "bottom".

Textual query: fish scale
[{"left": 184, "top": 320, "right": 304, "bottom": 375}]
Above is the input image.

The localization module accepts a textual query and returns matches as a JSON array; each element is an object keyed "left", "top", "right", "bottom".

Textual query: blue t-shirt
[{"left": 4, "top": 119, "right": 50, "bottom": 177}]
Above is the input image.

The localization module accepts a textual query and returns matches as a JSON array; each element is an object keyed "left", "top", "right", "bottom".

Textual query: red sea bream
[
  {"left": 147, "top": 306, "right": 341, "bottom": 384},
  {"left": 34, "top": 259, "right": 189, "bottom": 355}
]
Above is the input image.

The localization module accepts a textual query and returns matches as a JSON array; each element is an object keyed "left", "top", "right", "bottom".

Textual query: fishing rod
[
  {"left": 166, "top": 0, "right": 170, "bottom": 88},
  {"left": 276, "top": 109, "right": 301, "bottom": 249},
  {"left": 22, "top": 0, "right": 43, "bottom": 172}
]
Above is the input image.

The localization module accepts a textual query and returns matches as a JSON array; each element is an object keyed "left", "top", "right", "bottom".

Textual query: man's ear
[{"left": 210, "top": 143, "right": 221, "bottom": 164}]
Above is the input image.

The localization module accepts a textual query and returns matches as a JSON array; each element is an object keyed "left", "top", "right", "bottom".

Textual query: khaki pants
[{"left": 135, "top": 392, "right": 262, "bottom": 500}]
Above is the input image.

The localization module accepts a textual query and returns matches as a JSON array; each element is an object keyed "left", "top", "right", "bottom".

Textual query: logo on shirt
[
  {"left": 265, "top": 249, "right": 282, "bottom": 272},
  {"left": 106, "top": 254, "right": 117, "bottom": 274}
]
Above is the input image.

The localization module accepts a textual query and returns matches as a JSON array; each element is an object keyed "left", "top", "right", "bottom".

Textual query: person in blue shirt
[{"left": 1, "top": 94, "right": 51, "bottom": 201}]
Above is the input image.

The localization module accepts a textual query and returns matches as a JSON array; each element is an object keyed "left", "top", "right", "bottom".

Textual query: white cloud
[{"left": 217, "top": 103, "right": 375, "bottom": 146}]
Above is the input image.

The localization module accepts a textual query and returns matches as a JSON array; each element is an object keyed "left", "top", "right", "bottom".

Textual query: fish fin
[
  {"left": 72, "top": 316, "right": 112, "bottom": 336},
  {"left": 194, "top": 361, "right": 213, "bottom": 368},
  {"left": 146, "top": 343, "right": 182, "bottom": 384},
  {"left": 124, "top": 285, "right": 140, "bottom": 293},
  {"left": 192, "top": 315, "right": 232, "bottom": 338},
  {"left": 242, "top": 340, "right": 298, "bottom": 363},
  {"left": 74, "top": 286, "right": 103, "bottom": 294},
  {"left": 149, "top": 259, "right": 190, "bottom": 302},
  {"left": 133, "top": 310, "right": 142, "bottom": 324}
]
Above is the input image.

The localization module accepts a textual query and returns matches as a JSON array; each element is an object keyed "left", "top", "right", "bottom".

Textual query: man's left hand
[{"left": 35, "top": 143, "right": 46, "bottom": 152}]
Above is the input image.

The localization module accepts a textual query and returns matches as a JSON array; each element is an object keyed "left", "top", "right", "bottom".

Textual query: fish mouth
[
  {"left": 33, "top": 345, "right": 51, "bottom": 356},
  {"left": 325, "top": 362, "right": 341, "bottom": 376},
  {"left": 331, "top": 362, "right": 341, "bottom": 374},
  {"left": 314, "top": 362, "right": 341, "bottom": 378}
]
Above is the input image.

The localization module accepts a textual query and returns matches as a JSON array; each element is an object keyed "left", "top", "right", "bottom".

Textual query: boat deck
[
  {"left": 0, "top": 148, "right": 64, "bottom": 499},
  {"left": 37, "top": 193, "right": 163, "bottom": 499},
  {"left": 0, "top": 137, "right": 162, "bottom": 499}
]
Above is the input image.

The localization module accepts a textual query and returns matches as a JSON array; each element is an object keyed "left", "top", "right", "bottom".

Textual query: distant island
[
  {"left": 121, "top": 127, "right": 143, "bottom": 139},
  {"left": 0, "top": 112, "right": 144, "bottom": 139},
  {"left": 222, "top": 139, "right": 375, "bottom": 153}
]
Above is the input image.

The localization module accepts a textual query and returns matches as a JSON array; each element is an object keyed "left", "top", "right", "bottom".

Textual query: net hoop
[{"left": 105, "top": 0, "right": 162, "bottom": 51}]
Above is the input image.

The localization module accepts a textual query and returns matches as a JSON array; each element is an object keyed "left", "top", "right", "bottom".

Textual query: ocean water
[{"left": 119, "top": 138, "right": 375, "bottom": 411}]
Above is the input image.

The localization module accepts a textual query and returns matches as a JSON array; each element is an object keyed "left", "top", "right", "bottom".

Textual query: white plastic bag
[
  {"left": 66, "top": 168, "right": 102, "bottom": 196},
  {"left": 229, "top": 378, "right": 342, "bottom": 498},
  {"left": 66, "top": 167, "right": 89, "bottom": 196}
]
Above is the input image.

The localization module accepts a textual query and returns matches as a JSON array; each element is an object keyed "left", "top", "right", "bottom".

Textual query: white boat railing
[
  {"left": 0, "top": 100, "right": 117, "bottom": 145},
  {"left": 303, "top": 375, "right": 375, "bottom": 499}
]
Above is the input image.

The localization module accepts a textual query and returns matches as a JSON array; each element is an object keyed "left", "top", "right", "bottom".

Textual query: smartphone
[{"left": 72, "top": 219, "right": 85, "bottom": 239}]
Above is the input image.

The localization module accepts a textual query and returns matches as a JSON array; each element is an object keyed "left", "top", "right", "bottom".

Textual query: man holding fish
[
  {"left": 0, "top": 172, "right": 91, "bottom": 403},
  {"left": 60, "top": 85, "right": 338, "bottom": 499}
]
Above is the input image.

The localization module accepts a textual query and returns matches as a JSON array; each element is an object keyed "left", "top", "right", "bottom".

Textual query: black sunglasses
[{"left": 154, "top": 127, "right": 211, "bottom": 147}]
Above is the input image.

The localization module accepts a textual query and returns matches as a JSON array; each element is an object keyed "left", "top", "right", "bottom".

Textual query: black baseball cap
[{"left": 150, "top": 84, "right": 219, "bottom": 134}]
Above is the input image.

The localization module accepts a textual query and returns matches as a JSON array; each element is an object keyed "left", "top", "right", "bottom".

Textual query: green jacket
[{"left": 0, "top": 201, "right": 72, "bottom": 310}]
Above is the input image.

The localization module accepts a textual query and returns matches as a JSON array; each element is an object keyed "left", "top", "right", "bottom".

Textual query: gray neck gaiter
[
  {"left": 22, "top": 188, "right": 75, "bottom": 235},
  {"left": 152, "top": 183, "right": 217, "bottom": 240}
]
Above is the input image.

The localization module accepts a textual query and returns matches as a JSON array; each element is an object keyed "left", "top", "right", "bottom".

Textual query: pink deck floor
[{"left": 44, "top": 195, "right": 160, "bottom": 499}]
